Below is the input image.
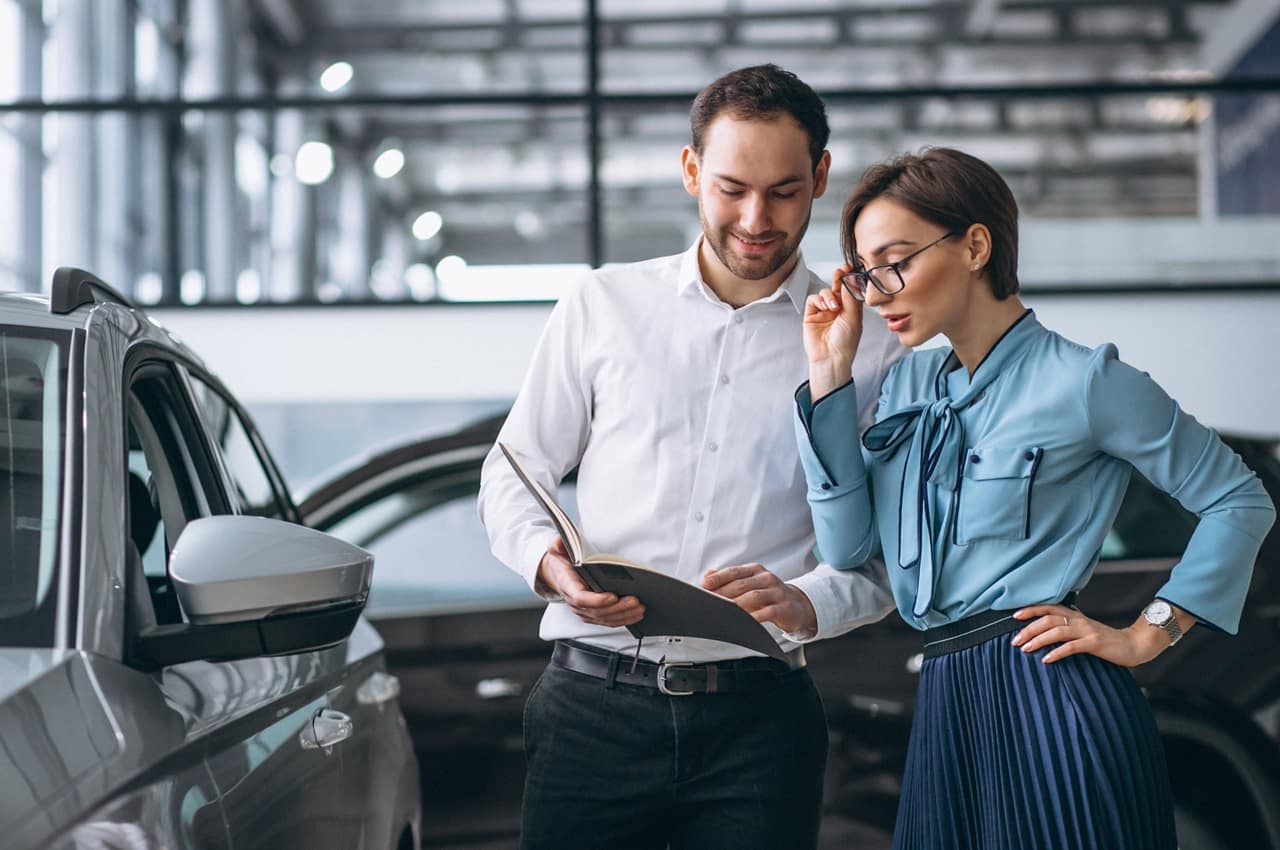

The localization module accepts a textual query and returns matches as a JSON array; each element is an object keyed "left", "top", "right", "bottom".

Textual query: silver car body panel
[{"left": 75, "top": 304, "right": 132, "bottom": 659}]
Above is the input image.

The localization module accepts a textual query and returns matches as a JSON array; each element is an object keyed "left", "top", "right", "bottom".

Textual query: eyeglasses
[{"left": 840, "top": 231, "right": 958, "bottom": 302}]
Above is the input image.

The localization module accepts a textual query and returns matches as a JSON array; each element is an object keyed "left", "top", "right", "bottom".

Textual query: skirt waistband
[{"left": 922, "top": 592, "right": 1078, "bottom": 659}]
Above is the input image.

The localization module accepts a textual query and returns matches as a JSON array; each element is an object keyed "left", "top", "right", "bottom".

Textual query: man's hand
[
  {"left": 702, "top": 563, "right": 818, "bottom": 638},
  {"left": 536, "top": 537, "right": 645, "bottom": 627}
]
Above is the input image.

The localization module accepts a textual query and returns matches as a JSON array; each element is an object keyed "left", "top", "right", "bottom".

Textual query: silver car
[{"left": 0, "top": 269, "right": 421, "bottom": 850}]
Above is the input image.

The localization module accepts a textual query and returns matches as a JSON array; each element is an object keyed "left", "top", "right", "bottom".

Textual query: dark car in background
[
  {"left": 301, "top": 410, "right": 1280, "bottom": 850},
  {"left": 0, "top": 271, "right": 421, "bottom": 850}
]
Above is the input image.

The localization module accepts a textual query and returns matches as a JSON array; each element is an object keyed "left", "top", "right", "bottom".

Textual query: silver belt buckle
[{"left": 656, "top": 661, "right": 696, "bottom": 696}]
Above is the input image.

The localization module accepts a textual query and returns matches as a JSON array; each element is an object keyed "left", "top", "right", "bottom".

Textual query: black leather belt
[
  {"left": 922, "top": 592, "right": 1079, "bottom": 659},
  {"left": 551, "top": 640, "right": 804, "bottom": 696}
]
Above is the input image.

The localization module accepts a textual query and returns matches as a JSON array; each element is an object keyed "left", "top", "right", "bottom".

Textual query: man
[{"left": 478, "top": 64, "right": 905, "bottom": 850}]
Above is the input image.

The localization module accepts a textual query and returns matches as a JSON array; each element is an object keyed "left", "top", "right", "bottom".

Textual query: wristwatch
[{"left": 1142, "top": 599, "right": 1183, "bottom": 646}]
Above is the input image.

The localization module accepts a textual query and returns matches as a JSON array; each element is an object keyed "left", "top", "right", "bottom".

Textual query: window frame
[{"left": 178, "top": 362, "right": 300, "bottom": 524}]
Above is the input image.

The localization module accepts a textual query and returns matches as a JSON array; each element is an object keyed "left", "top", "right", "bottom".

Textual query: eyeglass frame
[{"left": 840, "top": 231, "right": 960, "bottom": 302}]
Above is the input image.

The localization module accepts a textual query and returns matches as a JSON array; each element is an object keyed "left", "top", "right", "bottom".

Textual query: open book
[{"left": 499, "top": 442, "right": 787, "bottom": 661}]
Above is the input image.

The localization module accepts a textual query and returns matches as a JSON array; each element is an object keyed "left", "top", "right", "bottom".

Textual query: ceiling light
[
  {"left": 295, "top": 141, "right": 334, "bottom": 185},
  {"left": 179, "top": 270, "right": 205, "bottom": 305},
  {"left": 412, "top": 210, "right": 444, "bottom": 241},
  {"left": 320, "top": 61, "right": 354, "bottom": 93},
  {"left": 405, "top": 263, "right": 437, "bottom": 300},
  {"left": 236, "top": 269, "right": 262, "bottom": 304},
  {"left": 373, "top": 148, "right": 405, "bottom": 179},
  {"left": 435, "top": 255, "right": 467, "bottom": 285}
]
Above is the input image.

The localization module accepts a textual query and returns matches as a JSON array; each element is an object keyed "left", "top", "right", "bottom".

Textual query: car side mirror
[{"left": 130, "top": 515, "right": 374, "bottom": 670}]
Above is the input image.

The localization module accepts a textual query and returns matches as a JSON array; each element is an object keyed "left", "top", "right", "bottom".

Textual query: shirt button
[
  {"left": 708, "top": 441, "right": 719, "bottom": 452},
  {"left": 693, "top": 511, "right": 705, "bottom": 522},
  {"left": 969, "top": 455, "right": 981, "bottom": 464},
  {"left": 1024, "top": 450, "right": 1036, "bottom": 461},
  {"left": 821, "top": 482, "right": 832, "bottom": 491},
  {"left": 720, "top": 374, "right": 730, "bottom": 385},
  {"left": 734, "top": 315, "right": 744, "bottom": 325}
]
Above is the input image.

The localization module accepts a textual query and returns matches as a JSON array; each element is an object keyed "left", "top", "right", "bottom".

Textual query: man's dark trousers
[{"left": 520, "top": 654, "right": 829, "bottom": 850}]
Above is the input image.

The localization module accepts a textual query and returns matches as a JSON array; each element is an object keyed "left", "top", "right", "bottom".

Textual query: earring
[{"left": 972, "top": 264, "right": 980, "bottom": 270}]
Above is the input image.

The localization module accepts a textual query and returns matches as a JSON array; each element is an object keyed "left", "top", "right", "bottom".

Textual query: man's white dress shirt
[{"left": 478, "top": 239, "right": 906, "bottom": 662}]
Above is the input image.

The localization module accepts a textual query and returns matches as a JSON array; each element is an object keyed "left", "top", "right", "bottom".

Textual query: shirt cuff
[
  {"left": 795, "top": 379, "right": 866, "bottom": 495},
  {"left": 520, "top": 531, "right": 563, "bottom": 601},
  {"left": 784, "top": 573, "right": 841, "bottom": 642}
]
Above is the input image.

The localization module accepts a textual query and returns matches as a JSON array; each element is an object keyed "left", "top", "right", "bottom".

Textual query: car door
[
  {"left": 123, "top": 353, "right": 357, "bottom": 850},
  {"left": 298, "top": 415, "right": 556, "bottom": 846},
  {"left": 181, "top": 364, "right": 418, "bottom": 850}
]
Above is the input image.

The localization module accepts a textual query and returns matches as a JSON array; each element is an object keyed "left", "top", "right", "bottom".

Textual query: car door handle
[
  {"left": 300, "top": 708, "right": 353, "bottom": 751},
  {"left": 357, "top": 672, "right": 401, "bottom": 705}
]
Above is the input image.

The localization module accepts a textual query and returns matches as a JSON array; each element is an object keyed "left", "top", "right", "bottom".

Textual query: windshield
[{"left": 0, "top": 326, "right": 67, "bottom": 647}]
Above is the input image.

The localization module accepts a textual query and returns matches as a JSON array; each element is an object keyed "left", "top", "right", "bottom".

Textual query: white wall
[{"left": 154, "top": 289, "right": 1280, "bottom": 437}]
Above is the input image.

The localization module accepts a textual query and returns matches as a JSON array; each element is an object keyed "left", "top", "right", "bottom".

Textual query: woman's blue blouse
[{"left": 795, "top": 310, "right": 1276, "bottom": 633}]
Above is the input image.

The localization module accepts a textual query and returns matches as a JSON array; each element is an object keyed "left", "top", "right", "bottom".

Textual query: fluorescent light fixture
[
  {"left": 412, "top": 210, "right": 444, "bottom": 241},
  {"left": 373, "top": 147, "right": 405, "bottom": 179},
  {"left": 295, "top": 141, "right": 334, "bottom": 185},
  {"left": 320, "top": 61, "right": 354, "bottom": 93},
  {"left": 436, "top": 263, "right": 590, "bottom": 302}
]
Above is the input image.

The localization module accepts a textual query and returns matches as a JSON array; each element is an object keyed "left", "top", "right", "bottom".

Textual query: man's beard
[{"left": 700, "top": 208, "right": 809, "bottom": 282}]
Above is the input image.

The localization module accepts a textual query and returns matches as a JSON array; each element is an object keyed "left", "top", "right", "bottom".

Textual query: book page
[{"left": 498, "top": 442, "right": 584, "bottom": 561}]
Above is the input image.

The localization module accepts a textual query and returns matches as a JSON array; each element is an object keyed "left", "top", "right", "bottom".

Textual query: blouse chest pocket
[{"left": 954, "top": 446, "right": 1044, "bottom": 544}]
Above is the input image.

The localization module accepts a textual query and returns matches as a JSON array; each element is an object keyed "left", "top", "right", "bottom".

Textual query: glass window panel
[
  {"left": 0, "top": 1, "right": 18, "bottom": 103},
  {"left": 275, "top": 0, "right": 585, "bottom": 96},
  {"left": 0, "top": 130, "right": 18, "bottom": 266},
  {"left": 187, "top": 374, "right": 285, "bottom": 519},
  {"left": 0, "top": 328, "right": 66, "bottom": 647},
  {"left": 602, "top": 94, "right": 1280, "bottom": 286}
]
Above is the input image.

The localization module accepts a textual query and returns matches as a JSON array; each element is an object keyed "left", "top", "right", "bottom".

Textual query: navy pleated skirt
[{"left": 893, "top": 620, "right": 1177, "bottom": 850}]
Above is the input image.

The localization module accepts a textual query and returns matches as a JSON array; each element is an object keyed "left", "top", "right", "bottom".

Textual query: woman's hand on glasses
[{"left": 803, "top": 265, "right": 863, "bottom": 401}]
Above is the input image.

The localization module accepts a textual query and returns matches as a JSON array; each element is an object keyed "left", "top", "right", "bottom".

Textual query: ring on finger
[{"left": 1061, "top": 615, "right": 1069, "bottom": 627}]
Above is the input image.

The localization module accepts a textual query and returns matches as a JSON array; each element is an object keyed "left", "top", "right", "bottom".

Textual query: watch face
[{"left": 1144, "top": 600, "right": 1173, "bottom": 625}]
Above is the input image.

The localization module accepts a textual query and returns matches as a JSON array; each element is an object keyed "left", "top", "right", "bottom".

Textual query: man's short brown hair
[{"left": 690, "top": 64, "right": 830, "bottom": 170}]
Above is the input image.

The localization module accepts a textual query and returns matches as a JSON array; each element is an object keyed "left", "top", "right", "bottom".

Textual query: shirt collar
[
  {"left": 676, "top": 236, "right": 810, "bottom": 314},
  {"left": 932, "top": 308, "right": 1042, "bottom": 400}
]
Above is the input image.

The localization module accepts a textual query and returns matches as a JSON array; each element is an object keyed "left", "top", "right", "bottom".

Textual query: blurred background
[{"left": 1, "top": 0, "right": 1279, "bottom": 488}]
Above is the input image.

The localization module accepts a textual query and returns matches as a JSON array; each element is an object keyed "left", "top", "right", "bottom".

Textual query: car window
[
  {"left": 126, "top": 366, "right": 222, "bottom": 585},
  {"left": 1100, "top": 473, "right": 1196, "bottom": 560},
  {"left": 185, "top": 373, "right": 288, "bottom": 519},
  {"left": 326, "top": 477, "right": 579, "bottom": 617},
  {"left": 0, "top": 326, "right": 68, "bottom": 647}
]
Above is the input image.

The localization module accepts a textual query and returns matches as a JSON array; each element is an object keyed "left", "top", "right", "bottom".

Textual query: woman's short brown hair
[{"left": 841, "top": 147, "right": 1020, "bottom": 299}]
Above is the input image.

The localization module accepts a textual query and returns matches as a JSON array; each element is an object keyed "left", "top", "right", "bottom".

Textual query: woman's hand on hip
[
  {"left": 1011, "top": 604, "right": 1169, "bottom": 667},
  {"left": 804, "top": 267, "right": 863, "bottom": 400}
]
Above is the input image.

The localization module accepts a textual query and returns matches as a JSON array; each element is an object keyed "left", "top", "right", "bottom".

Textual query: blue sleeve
[
  {"left": 1084, "top": 345, "right": 1276, "bottom": 634},
  {"left": 794, "top": 380, "right": 879, "bottom": 569}
]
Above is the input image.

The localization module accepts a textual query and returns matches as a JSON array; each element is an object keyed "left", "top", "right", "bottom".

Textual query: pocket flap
[{"left": 963, "top": 446, "right": 1042, "bottom": 481}]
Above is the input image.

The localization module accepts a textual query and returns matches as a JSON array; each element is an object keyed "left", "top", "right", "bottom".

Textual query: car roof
[
  {"left": 0, "top": 290, "right": 91, "bottom": 332},
  {"left": 0, "top": 289, "right": 209, "bottom": 371}
]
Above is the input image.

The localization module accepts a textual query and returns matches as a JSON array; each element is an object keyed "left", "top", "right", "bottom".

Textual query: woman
[{"left": 796, "top": 147, "right": 1275, "bottom": 849}]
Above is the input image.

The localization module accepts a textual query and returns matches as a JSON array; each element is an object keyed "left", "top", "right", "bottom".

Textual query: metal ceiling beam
[{"left": 291, "top": 1, "right": 1224, "bottom": 54}]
